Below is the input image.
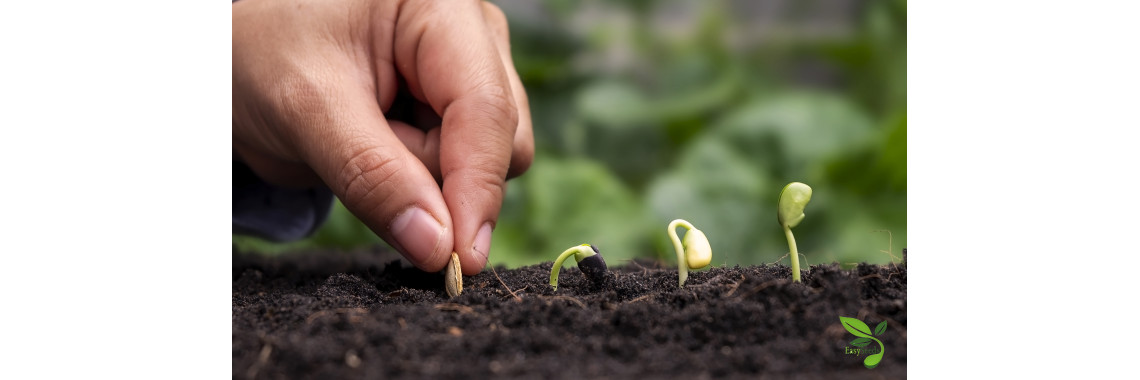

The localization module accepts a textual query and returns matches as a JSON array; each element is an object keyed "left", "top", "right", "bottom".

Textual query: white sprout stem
[
  {"left": 784, "top": 225, "right": 801, "bottom": 282},
  {"left": 668, "top": 219, "right": 695, "bottom": 288}
]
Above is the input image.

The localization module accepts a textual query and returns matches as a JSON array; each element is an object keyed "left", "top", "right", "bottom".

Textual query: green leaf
[
  {"left": 874, "top": 321, "right": 888, "bottom": 336},
  {"left": 850, "top": 337, "right": 872, "bottom": 347},
  {"left": 777, "top": 182, "right": 812, "bottom": 228},
  {"left": 839, "top": 316, "right": 873, "bottom": 338},
  {"left": 865, "top": 352, "right": 883, "bottom": 369}
]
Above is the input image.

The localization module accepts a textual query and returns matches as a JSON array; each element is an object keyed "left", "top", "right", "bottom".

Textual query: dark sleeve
[
  {"left": 232, "top": 160, "right": 335, "bottom": 242},
  {"left": 232, "top": 0, "right": 332, "bottom": 241}
]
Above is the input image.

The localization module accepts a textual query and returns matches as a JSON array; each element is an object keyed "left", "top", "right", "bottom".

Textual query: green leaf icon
[
  {"left": 841, "top": 316, "right": 887, "bottom": 369},
  {"left": 839, "top": 316, "right": 873, "bottom": 338},
  {"left": 865, "top": 352, "right": 883, "bottom": 369}
]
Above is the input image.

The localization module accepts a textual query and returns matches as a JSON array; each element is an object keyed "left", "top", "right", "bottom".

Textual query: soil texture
[{"left": 233, "top": 246, "right": 907, "bottom": 379}]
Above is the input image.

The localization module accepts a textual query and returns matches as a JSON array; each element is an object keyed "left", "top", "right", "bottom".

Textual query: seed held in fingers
[{"left": 445, "top": 252, "right": 463, "bottom": 298}]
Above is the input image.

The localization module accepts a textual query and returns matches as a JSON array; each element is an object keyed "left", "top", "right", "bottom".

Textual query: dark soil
[{"left": 233, "top": 246, "right": 906, "bottom": 379}]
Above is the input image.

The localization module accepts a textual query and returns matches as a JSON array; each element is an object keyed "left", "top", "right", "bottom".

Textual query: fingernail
[
  {"left": 390, "top": 207, "right": 444, "bottom": 267},
  {"left": 473, "top": 222, "right": 493, "bottom": 264}
]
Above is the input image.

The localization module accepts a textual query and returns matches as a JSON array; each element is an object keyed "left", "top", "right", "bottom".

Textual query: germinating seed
[
  {"left": 578, "top": 253, "right": 608, "bottom": 286},
  {"left": 445, "top": 252, "right": 463, "bottom": 298}
]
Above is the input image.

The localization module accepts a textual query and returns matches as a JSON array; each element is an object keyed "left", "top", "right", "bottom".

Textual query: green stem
[
  {"left": 864, "top": 337, "right": 885, "bottom": 369},
  {"left": 668, "top": 219, "right": 694, "bottom": 288},
  {"left": 549, "top": 246, "right": 581, "bottom": 291},
  {"left": 784, "top": 225, "right": 800, "bottom": 282}
]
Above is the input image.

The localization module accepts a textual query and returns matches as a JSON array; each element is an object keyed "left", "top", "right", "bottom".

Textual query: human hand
[{"left": 232, "top": 0, "right": 533, "bottom": 275}]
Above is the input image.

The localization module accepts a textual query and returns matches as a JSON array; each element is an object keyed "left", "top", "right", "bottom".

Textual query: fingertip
[
  {"left": 390, "top": 206, "right": 452, "bottom": 272},
  {"left": 461, "top": 222, "right": 493, "bottom": 275},
  {"left": 442, "top": 164, "right": 506, "bottom": 276}
]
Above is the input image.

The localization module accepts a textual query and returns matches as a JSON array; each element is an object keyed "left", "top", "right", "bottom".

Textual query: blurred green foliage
[{"left": 233, "top": 0, "right": 906, "bottom": 269}]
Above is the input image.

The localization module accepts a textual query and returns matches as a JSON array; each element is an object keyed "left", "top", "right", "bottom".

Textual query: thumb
[{"left": 294, "top": 80, "right": 455, "bottom": 273}]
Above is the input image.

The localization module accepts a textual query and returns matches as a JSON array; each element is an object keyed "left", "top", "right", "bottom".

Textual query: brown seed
[
  {"left": 445, "top": 252, "right": 463, "bottom": 298},
  {"left": 345, "top": 349, "right": 361, "bottom": 368}
]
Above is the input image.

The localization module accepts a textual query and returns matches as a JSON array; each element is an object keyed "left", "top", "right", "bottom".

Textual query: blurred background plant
[{"left": 233, "top": 0, "right": 906, "bottom": 269}]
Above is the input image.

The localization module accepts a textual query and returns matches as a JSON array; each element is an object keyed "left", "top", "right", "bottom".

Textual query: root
[
  {"left": 305, "top": 307, "right": 369, "bottom": 324},
  {"left": 626, "top": 259, "right": 651, "bottom": 275},
  {"left": 733, "top": 279, "right": 786, "bottom": 299},
  {"left": 626, "top": 294, "right": 654, "bottom": 304},
  {"left": 245, "top": 343, "right": 273, "bottom": 378},
  {"left": 872, "top": 229, "right": 903, "bottom": 264},
  {"left": 433, "top": 303, "right": 475, "bottom": 314},
  {"left": 542, "top": 295, "right": 586, "bottom": 309},
  {"left": 489, "top": 265, "right": 521, "bottom": 301},
  {"left": 769, "top": 252, "right": 810, "bottom": 268},
  {"left": 859, "top": 273, "right": 884, "bottom": 281},
  {"left": 721, "top": 274, "right": 747, "bottom": 298}
]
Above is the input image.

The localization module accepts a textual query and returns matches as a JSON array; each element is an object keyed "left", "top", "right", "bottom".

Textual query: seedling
[
  {"left": 778, "top": 182, "right": 812, "bottom": 282},
  {"left": 667, "top": 219, "right": 712, "bottom": 288},
  {"left": 549, "top": 244, "right": 608, "bottom": 291}
]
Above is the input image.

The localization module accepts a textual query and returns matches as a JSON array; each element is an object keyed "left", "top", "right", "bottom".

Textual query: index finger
[{"left": 394, "top": 0, "right": 518, "bottom": 274}]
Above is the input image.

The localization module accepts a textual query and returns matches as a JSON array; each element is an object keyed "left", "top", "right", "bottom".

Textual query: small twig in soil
[
  {"left": 880, "top": 261, "right": 904, "bottom": 282},
  {"left": 626, "top": 259, "right": 650, "bottom": 275},
  {"left": 542, "top": 295, "right": 586, "bottom": 309},
  {"left": 685, "top": 274, "right": 733, "bottom": 293},
  {"left": 857, "top": 266, "right": 901, "bottom": 282},
  {"left": 769, "top": 252, "right": 810, "bottom": 268},
  {"left": 872, "top": 229, "right": 903, "bottom": 264},
  {"left": 722, "top": 274, "right": 747, "bottom": 298},
  {"left": 489, "top": 265, "right": 521, "bottom": 301},
  {"left": 245, "top": 343, "right": 273, "bottom": 378},
  {"left": 859, "top": 273, "right": 884, "bottom": 281},
  {"left": 734, "top": 279, "right": 786, "bottom": 300},
  {"left": 625, "top": 294, "right": 655, "bottom": 304},
  {"left": 433, "top": 303, "right": 474, "bottom": 314},
  {"left": 305, "top": 307, "right": 369, "bottom": 325}
]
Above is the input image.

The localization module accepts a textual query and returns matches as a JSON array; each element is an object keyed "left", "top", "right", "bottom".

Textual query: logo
[{"left": 839, "top": 316, "right": 887, "bottom": 369}]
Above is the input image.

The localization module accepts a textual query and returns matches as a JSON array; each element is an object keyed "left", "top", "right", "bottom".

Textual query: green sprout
[
  {"left": 549, "top": 244, "right": 608, "bottom": 291},
  {"left": 667, "top": 219, "right": 712, "bottom": 288},
  {"left": 778, "top": 182, "right": 812, "bottom": 282}
]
